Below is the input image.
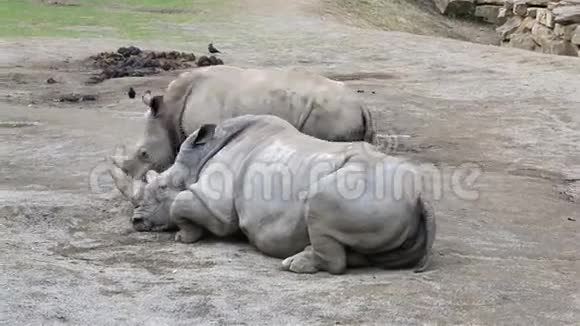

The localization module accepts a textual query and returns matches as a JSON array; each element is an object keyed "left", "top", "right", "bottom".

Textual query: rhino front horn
[{"left": 108, "top": 163, "right": 146, "bottom": 206}]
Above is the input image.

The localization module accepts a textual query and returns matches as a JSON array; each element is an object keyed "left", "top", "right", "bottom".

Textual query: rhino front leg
[
  {"left": 170, "top": 188, "right": 239, "bottom": 243},
  {"left": 171, "top": 191, "right": 205, "bottom": 243}
]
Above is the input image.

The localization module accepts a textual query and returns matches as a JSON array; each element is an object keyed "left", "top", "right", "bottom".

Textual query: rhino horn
[
  {"left": 110, "top": 155, "right": 125, "bottom": 170},
  {"left": 145, "top": 170, "right": 159, "bottom": 184},
  {"left": 131, "top": 179, "right": 146, "bottom": 205},
  {"left": 108, "top": 158, "right": 146, "bottom": 205}
]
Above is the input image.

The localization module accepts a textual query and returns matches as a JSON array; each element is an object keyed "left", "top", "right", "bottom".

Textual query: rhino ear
[
  {"left": 149, "top": 96, "right": 163, "bottom": 117},
  {"left": 193, "top": 124, "right": 216, "bottom": 145},
  {"left": 142, "top": 91, "right": 163, "bottom": 117}
]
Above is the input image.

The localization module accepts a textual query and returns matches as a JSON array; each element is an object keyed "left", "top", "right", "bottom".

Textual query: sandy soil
[{"left": 1, "top": 1, "right": 579, "bottom": 325}]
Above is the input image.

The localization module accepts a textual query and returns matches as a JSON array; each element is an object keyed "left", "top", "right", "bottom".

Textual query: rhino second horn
[{"left": 131, "top": 179, "right": 146, "bottom": 205}]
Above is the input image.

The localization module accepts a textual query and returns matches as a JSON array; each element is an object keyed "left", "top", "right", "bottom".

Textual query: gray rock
[
  {"left": 527, "top": 7, "right": 538, "bottom": 18},
  {"left": 475, "top": 5, "right": 502, "bottom": 23},
  {"left": 537, "top": 8, "right": 555, "bottom": 28},
  {"left": 498, "top": 6, "right": 514, "bottom": 24},
  {"left": 497, "top": 16, "right": 524, "bottom": 39},
  {"left": 541, "top": 39, "right": 578, "bottom": 56},
  {"left": 531, "top": 22, "right": 557, "bottom": 46},
  {"left": 503, "top": 0, "right": 514, "bottom": 11},
  {"left": 554, "top": 23, "right": 579, "bottom": 40},
  {"left": 553, "top": 5, "right": 580, "bottom": 25},
  {"left": 476, "top": 0, "right": 506, "bottom": 4},
  {"left": 571, "top": 25, "right": 580, "bottom": 44},
  {"left": 518, "top": 0, "right": 550, "bottom": 5},
  {"left": 433, "top": 0, "right": 475, "bottom": 16},
  {"left": 507, "top": 33, "right": 537, "bottom": 50},
  {"left": 516, "top": 16, "right": 537, "bottom": 33}
]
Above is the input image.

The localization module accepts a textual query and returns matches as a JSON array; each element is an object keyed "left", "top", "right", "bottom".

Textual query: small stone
[
  {"left": 81, "top": 95, "right": 97, "bottom": 101},
  {"left": 46, "top": 77, "right": 57, "bottom": 84},
  {"left": 527, "top": 7, "right": 538, "bottom": 18},
  {"left": 568, "top": 217, "right": 576, "bottom": 221}
]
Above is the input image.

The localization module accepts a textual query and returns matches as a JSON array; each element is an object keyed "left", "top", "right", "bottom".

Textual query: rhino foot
[
  {"left": 281, "top": 246, "right": 319, "bottom": 274},
  {"left": 174, "top": 225, "right": 203, "bottom": 243}
]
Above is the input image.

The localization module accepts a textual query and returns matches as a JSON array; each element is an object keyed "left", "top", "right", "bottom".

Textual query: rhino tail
[
  {"left": 413, "top": 195, "right": 436, "bottom": 273},
  {"left": 360, "top": 105, "right": 376, "bottom": 144}
]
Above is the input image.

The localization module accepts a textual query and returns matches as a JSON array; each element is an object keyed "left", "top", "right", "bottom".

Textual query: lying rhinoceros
[
  {"left": 115, "top": 115, "right": 435, "bottom": 275},
  {"left": 115, "top": 65, "right": 375, "bottom": 180}
]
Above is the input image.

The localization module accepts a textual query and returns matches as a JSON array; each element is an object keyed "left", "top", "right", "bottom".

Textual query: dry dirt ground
[{"left": 1, "top": 1, "right": 579, "bottom": 325}]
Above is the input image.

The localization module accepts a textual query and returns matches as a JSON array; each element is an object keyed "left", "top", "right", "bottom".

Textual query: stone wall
[{"left": 435, "top": 0, "right": 580, "bottom": 57}]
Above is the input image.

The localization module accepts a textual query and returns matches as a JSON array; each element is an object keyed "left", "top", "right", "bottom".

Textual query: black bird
[
  {"left": 208, "top": 43, "right": 221, "bottom": 54},
  {"left": 128, "top": 87, "right": 136, "bottom": 99}
]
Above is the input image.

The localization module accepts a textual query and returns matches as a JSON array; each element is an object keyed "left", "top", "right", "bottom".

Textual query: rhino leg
[
  {"left": 280, "top": 198, "right": 350, "bottom": 274},
  {"left": 171, "top": 191, "right": 205, "bottom": 244},
  {"left": 170, "top": 188, "right": 239, "bottom": 243},
  {"left": 175, "top": 223, "right": 204, "bottom": 244},
  {"left": 308, "top": 230, "right": 348, "bottom": 275},
  {"left": 281, "top": 210, "right": 349, "bottom": 275},
  {"left": 281, "top": 246, "right": 318, "bottom": 274}
]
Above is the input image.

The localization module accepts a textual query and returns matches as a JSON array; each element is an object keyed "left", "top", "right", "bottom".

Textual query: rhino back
[
  {"left": 231, "top": 127, "right": 354, "bottom": 257},
  {"left": 178, "top": 66, "right": 366, "bottom": 141}
]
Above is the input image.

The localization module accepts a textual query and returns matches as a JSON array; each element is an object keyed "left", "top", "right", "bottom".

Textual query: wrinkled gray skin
[
  {"left": 129, "top": 115, "right": 435, "bottom": 275},
  {"left": 117, "top": 65, "right": 376, "bottom": 181}
]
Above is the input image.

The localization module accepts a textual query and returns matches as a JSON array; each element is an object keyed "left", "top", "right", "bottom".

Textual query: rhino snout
[
  {"left": 131, "top": 213, "right": 152, "bottom": 232},
  {"left": 132, "top": 218, "right": 151, "bottom": 232}
]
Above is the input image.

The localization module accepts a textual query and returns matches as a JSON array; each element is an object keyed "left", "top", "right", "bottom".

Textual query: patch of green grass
[{"left": 0, "top": 0, "right": 233, "bottom": 39}]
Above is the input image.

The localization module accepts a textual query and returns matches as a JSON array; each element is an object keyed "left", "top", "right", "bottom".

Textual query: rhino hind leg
[
  {"left": 281, "top": 245, "right": 319, "bottom": 274},
  {"left": 308, "top": 222, "right": 348, "bottom": 274},
  {"left": 281, "top": 206, "right": 350, "bottom": 274}
]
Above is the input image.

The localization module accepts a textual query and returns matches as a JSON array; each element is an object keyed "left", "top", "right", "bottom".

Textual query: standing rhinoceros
[
  {"left": 115, "top": 65, "right": 375, "bottom": 180},
  {"left": 116, "top": 115, "right": 435, "bottom": 275}
]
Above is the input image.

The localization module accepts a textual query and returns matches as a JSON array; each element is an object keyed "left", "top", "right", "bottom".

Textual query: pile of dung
[{"left": 87, "top": 46, "right": 223, "bottom": 84}]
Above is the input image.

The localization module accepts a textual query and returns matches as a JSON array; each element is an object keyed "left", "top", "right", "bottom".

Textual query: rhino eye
[{"left": 139, "top": 149, "right": 149, "bottom": 160}]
